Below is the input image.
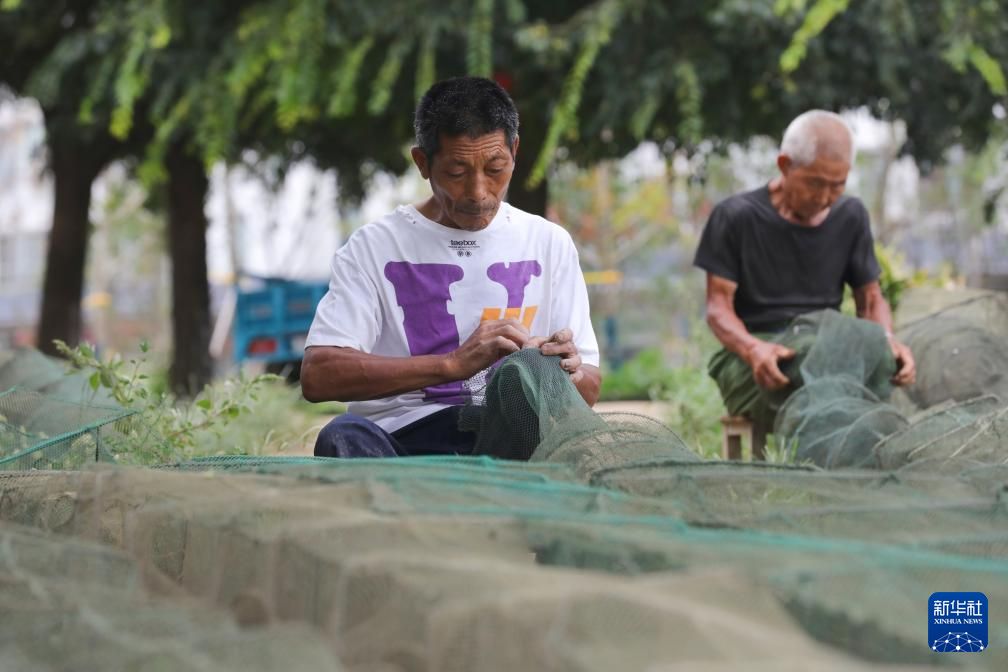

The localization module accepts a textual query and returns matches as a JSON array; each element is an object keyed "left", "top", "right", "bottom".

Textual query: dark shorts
[{"left": 313, "top": 406, "right": 477, "bottom": 459}]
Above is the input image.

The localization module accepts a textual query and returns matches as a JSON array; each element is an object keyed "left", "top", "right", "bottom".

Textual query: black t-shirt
[{"left": 693, "top": 186, "right": 881, "bottom": 332}]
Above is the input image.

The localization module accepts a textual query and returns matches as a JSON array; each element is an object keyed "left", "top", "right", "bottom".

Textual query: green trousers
[
  {"left": 708, "top": 333, "right": 798, "bottom": 430},
  {"left": 707, "top": 311, "right": 895, "bottom": 429}
]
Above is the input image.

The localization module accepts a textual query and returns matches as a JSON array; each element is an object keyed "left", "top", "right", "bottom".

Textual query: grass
[{"left": 188, "top": 381, "right": 344, "bottom": 456}]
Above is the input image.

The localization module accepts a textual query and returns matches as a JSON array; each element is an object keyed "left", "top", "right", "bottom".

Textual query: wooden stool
[{"left": 720, "top": 416, "right": 767, "bottom": 461}]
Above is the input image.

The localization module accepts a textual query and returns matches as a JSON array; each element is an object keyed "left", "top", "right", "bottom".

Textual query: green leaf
[
  {"left": 528, "top": 0, "right": 622, "bottom": 189},
  {"left": 415, "top": 31, "right": 438, "bottom": 101},
  {"left": 79, "top": 343, "right": 95, "bottom": 359},
  {"left": 326, "top": 36, "right": 374, "bottom": 118},
  {"left": 150, "top": 24, "right": 172, "bottom": 49},
  {"left": 140, "top": 340, "right": 150, "bottom": 353},
  {"left": 467, "top": 0, "right": 495, "bottom": 77},
  {"left": 779, "top": 0, "right": 850, "bottom": 74},
  {"left": 968, "top": 45, "right": 1007, "bottom": 96},
  {"left": 196, "top": 398, "right": 212, "bottom": 411},
  {"left": 89, "top": 372, "right": 101, "bottom": 391},
  {"left": 368, "top": 38, "right": 412, "bottom": 115}
]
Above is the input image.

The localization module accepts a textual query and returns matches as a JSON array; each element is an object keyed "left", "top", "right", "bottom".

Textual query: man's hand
[
  {"left": 445, "top": 318, "right": 530, "bottom": 380},
  {"left": 889, "top": 336, "right": 916, "bottom": 386},
  {"left": 525, "top": 328, "right": 583, "bottom": 384},
  {"left": 745, "top": 340, "right": 796, "bottom": 390}
]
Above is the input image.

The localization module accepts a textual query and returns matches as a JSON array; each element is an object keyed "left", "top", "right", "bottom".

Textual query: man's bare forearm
[
  {"left": 301, "top": 346, "right": 456, "bottom": 402},
  {"left": 854, "top": 283, "right": 895, "bottom": 334},
  {"left": 574, "top": 364, "right": 602, "bottom": 407},
  {"left": 707, "top": 302, "right": 762, "bottom": 362}
]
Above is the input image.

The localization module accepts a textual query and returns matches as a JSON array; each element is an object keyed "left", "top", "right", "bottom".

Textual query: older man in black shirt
[{"left": 694, "top": 110, "right": 915, "bottom": 427}]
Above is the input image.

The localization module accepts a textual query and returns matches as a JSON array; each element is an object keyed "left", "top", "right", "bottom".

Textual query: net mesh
[
  {"left": 894, "top": 290, "right": 1008, "bottom": 413},
  {"left": 1, "top": 463, "right": 1005, "bottom": 669},
  {"left": 462, "top": 348, "right": 698, "bottom": 481},
  {"left": 0, "top": 388, "right": 137, "bottom": 470},
  {"left": 2, "top": 289, "right": 1007, "bottom": 669},
  {"left": 0, "top": 518, "right": 341, "bottom": 671}
]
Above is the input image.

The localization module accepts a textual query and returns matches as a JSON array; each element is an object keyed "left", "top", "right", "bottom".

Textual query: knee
[{"left": 314, "top": 414, "right": 398, "bottom": 459}]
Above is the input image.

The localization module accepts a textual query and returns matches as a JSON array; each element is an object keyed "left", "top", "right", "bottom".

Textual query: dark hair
[{"left": 414, "top": 77, "right": 519, "bottom": 160}]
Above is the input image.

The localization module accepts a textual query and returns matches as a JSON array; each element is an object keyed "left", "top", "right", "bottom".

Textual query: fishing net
[
  {"left": 0, "top": 346, "right": 110, "bottom": 401},
  {"left": 5, "top": 464, "right": 1004, "bottom": 670},
  {"left": 0, "top": 518, "right": 341, "bottom": 671},
  {"left": 894, "top": 291, "right": 1008, "bottom": 412},
  {"left": 0, "top": 388, "right": 137, "bottom": 470},
  {"left": 707, "top": 310, "right": 903, "bottom": 468},
  {"left": 461, "top": 348, "right": 698, "bottom": 480},
  {"left": 759, "top": 310, "right": 900, "bottom": 469},
  {"left": 875, "top": 396, "right": 1008, "bottom": 473},
  {"left": 2, "top": 290, "right": 1008, "bottom": 669}
]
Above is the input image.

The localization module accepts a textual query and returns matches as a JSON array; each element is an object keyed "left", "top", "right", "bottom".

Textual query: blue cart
[{"left": 233, "top": 277, "right": 328, "bottom": 376}]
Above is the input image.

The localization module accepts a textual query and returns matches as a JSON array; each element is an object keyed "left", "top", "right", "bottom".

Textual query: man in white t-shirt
[{"left": 301, "top": 76, "right": 601, "bottom": 458}]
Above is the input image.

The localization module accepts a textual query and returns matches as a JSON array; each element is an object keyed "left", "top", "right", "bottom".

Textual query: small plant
[
  {"left": 599, "top": 348, "right": 675, "bottom": 402},
  {"left": 54, "top": 340, "right": 280, "bottom": 464}
]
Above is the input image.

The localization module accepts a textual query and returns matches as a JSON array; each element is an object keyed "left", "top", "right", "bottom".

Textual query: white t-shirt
[{"left": 305, "top": 202, "right": 600, "bottom": 432}]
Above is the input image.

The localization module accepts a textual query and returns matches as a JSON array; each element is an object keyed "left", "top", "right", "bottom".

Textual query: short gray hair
[{"left": 780, "top": 110, "right": 854, "bottom": 167}]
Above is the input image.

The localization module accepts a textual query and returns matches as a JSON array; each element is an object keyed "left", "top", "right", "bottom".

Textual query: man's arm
[
  {"left": 574, "top": 365, "right": 602, "bottom": 406},
  {"left": 301, "top": 318, "right": 530, "bottom": 402},
  {"left": 853, "top": 281, "right": 916, "bottom": 385},
  {"left": 705, "top": 273, "right": 795, "bottom": 390}
]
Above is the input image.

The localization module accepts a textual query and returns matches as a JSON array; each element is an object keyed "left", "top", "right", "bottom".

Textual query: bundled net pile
[
  {"left": 4, "top": 463, "right": 1005, "bottom": 670},
  {"left": 0, "top": 518, "right": 340, "bottom": 671},
  {"left": 0, "top": 348, "right": 137, "bottom": 471},
  {"left": 875, "top": 396, "right": 1008, "bottom": 473},
  {"left": 0, "top": 347, "right": 115, "bottom": 401},
  {"left": 767, "top": 310, "right": 905, "bottom": 469},
  {"left": 462, "top": 349, "right": 699, "bottom": 481},
  {"left": 0, "top": 388, "right": 137, "bottom": 470},
  {"left": 895, "top": 291, "right": 1008, "bottom": 413},
  {"left": 2, "top": 289, "right": 1007, "bottom": 669}
]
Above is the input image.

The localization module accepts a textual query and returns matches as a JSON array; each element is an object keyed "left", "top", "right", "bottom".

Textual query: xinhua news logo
[{"left": 929, "top": 592, "right": 988, "bottom": 653}]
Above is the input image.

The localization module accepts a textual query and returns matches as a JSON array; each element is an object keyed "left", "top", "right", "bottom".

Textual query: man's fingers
[
  {"left": 893, "top": 357, "right": 917, "bottom": 386},
  {"left": 484, "top": 318, "right": 529, "bottom": 337},
  {"left": 493, "top": 324, "right": 530, "bottom": 348},
  {"left": 569, "top": 368, "right": 584, "bottom": 385},
  {"left": 776, "top": 347, "right": 797, "bottom": 360},
  {"left": 540, "top": 340, "right": 577, "bottom": 357},
  {"left": 891, "top": 344, "right": 917, "bottom": 386},
  {"left": 549, "top": 328, "right": 574, "bottom": 343},
  {"left": 560, "top": 355, "right": 582, "bottom": 373},
  {"left": 765, "top": 362, "right": 790, "bottom": 388},
  {"left": 495, "top": 335, "right": 521, "bottom": 355},
  {"left": 756, "top": 371, "right": 784, "bottom": 390},
  {"left": 523, "top": 336, "right": 548, "bottom": 350}
]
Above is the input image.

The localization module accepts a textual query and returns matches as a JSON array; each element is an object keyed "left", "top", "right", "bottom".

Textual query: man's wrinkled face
[
  {"left": 779, "top": 153, "right": 850, "bottom": 222},
  {"left": 412, "top": 130, "right": 517, "bottom": 231}
]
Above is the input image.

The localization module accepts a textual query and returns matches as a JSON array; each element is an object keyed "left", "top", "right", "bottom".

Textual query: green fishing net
[
  {"left": 2, "top": 463, "right": 1006, "bottom": 670},
  {"left": 0, "top": 388, "right": 136, "bottom": 470},
  {"left": 2, "top": 289, "right": 1007, "bottom": 670},
  {"left": 895, "top": 291, "right": 1008, "bottom": 412},
  {"left": 461, "top": 348, "right": 697, "bottom": 480}
]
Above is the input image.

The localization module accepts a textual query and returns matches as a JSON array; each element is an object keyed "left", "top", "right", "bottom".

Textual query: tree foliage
[{"left": 5, "top": 0, "right": 1004, "bottom": 199}]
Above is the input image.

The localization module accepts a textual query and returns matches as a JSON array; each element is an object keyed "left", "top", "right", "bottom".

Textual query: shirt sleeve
[
  {"left": 843, "top": 201, "right": 882, "bottom": 289},
  {"left": 550, "top": 231, "right": 601, "bottom": 368},
  {"left": 693, "top": 202, "right": 740, "bottom": 282},
  {"left": 304, "top": 248, "right": 381, "bottom": 351}
]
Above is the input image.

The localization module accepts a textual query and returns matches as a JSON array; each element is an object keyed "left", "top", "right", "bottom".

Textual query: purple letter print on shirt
[
  {"left": 384, "top": 261, "right": 468, "bottom": 404},
  {"left": 486, "top": 261, "right": 542, "bottom": 308}
]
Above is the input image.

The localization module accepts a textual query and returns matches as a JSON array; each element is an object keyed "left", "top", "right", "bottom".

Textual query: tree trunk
[
  {"left": 507, "top": 108, "right": 548, "bottom": 216},
  {"left": 166, "top": 144, "right": 213, "bottom": 397},
  {"left": 36, "top": 140, "right": 105, "bottom": 356}
]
